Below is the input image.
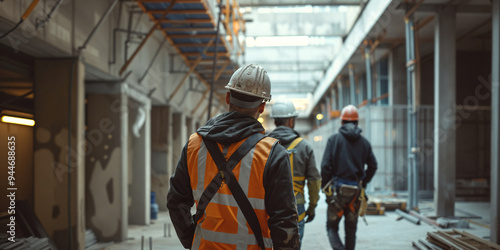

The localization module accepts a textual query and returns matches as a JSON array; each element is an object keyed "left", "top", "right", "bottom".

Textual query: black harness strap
[{"left": 194, "top": 133, "right": 266, "bottom": 250}]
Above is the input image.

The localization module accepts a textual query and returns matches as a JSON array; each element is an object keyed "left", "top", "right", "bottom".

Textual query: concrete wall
[
  {"left": 307, "top": 105, "right": 491, "bottom": 196},
  {"left": 0, "top": 123, "right": 34, "bottom": 209},
  {"left": 151, "top": 106, "right": 170, "bottom": 211},
  {"left": 0, "top": 0, "right": 214, "bottom": 120},
  {"left": 389, "top": 45, "right": 407, "bottom": 106},
  {"left": 34, "top": 59, "right": 85, "bottom": 250},
  {"left": 85, "top": 92, "right": 128, "bottom": 242}
]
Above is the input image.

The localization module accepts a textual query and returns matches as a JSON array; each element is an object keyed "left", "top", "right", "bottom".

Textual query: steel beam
[
  {"left": 405, "top": 8, "right": 419, "bottom": 211},
  {"left": 306, "top": 0, "right": 393, "bottom": 116},
  {"left": 434, "top": 5, "right": 456, "bottom": 218},
  {"left": 238, "top": 0, "right": 367, "bottom": 7},
  {"left": 491, "top": 0, "right": 500, "bottom": 244},
  {"left": 406, "top": 4, "right": 491, "bottom": 14}
]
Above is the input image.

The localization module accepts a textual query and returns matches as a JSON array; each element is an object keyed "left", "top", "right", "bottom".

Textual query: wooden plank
[
  {"left": 412, "top": 241, "right": 429, "bottom": 250},
  {"left": 457, "top": 230, "right": 500, "bottom": 250},
  {"left": 176, "top": 42, "right": 214, "bottom": 47},
  {"left": 164, "top": 27, "right": 216, "bottom": 32},
  {"left": 145, "top": 9, "right": 208, "bottom": 15},
  {"left": 418, "top": 238, "right": 442, "bottom": 250},
  {"left": 160, "top": 19, "right": 213, "bottom": 23},
  {"left": 184, "top": 52, "right": 229, "bottom": 57},
  {"left": 138, "top": 0, "right": 201, "bottom": 2},
  {"left": 188, "top": 59, "right": 229, "bottom": 64},
  {"left": 437, "top": 231, "right": 478, "bottom": 250},
  {"left": 170, "top": 34, "right": 220, "bottom": 39},
  {"left": 427, "top": 232, "right": 462, "bottom": 249}
]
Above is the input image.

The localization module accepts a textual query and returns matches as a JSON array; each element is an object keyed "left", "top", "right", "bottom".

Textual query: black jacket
[
  {"left": 320, "top": 123, "right": 377, "bottom": 188},
  {"left": 268, "top": 126, "right": 321, "bottom": 205},
  {"left": 167, "top": 111, "right": 300, "bottom": 249}
]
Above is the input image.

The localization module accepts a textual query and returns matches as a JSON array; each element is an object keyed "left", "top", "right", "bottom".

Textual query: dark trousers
[{"left": 326, "top": 191, "right": 360, "bottom": 250}]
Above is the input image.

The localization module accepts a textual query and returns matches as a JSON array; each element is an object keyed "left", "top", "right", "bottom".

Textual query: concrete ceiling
[
  {"left": 238, "top": 0, "right": 493, "bottom": 117},
  {"left": 241, "top": 3, "right": 363, "bottom": 109}
]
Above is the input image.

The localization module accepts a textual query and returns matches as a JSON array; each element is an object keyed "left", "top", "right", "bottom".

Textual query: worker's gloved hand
[{"left": 304, "top": 206, "right": 315, "bottom": 223}]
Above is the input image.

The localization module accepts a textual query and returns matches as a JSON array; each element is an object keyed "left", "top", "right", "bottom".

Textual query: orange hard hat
[{"left": 340, "top": 105, "right": 359, "bottom": 121}]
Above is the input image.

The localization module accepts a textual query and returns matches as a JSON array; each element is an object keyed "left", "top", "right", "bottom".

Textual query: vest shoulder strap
[
  {"left": 287, "top": 137, "right": 303, "bottom": 151},
  {"left": 195, "top": 133, "right": 266, "bottom": 250}
]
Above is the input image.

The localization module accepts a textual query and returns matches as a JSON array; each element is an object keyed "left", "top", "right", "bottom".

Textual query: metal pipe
[
  {"left": 405, "top": 6, "right": 419, "bottom": 211},
  {"left": 207, "top": 0, "right": 224, "bottom": 121},
  {"left": 491, "top": 0, "right": 500, "bottom": 243},
  {"left": 409, "top": 210, "right": 441, "bottom": 228},
  {"left": 67, "top": 58, "right": 78, "bottom": 250},
  {"left": 396, "top": 209, "right": 420, "bottom": 225},
  {"left": 78, "top": 0, "right": 119, "bottom": 52}
]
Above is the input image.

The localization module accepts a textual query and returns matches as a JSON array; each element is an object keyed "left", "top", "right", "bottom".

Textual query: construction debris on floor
[
  {"left": 366, "top": 194, "right": 407, "bottom": 215},
  {"left": 85, "top": 229, "right": 114, "bottom": 250},
  {"left": 413, "top": 230, "right": 500, "bottom": 250},
  {"left": 0, "top": 236, "right": 52, "bottom": 250}
]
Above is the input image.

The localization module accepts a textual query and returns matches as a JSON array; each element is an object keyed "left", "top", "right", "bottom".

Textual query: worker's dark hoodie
[
  {"left": 320, "top": 123, "right": 377, "bottom": 188},
  {"left": 167, "top": 111, "right": 300, "bottom": 249},
  {"left": 268, "top": 126, "right": 321, "bottom": 206}
]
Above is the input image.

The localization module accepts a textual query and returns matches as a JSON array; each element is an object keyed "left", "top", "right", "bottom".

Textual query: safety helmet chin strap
[{"left": 229, "top": 92, "right": 263, "bottom": 109}]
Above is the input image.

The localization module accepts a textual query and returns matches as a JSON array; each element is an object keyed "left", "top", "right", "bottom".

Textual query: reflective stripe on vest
[{"left": 187, "top": 133, "right": 276, "bottom": 250}]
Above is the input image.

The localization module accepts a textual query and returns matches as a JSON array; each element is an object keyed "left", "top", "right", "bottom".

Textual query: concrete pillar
[
  {"left": 491, "top": 0, "right": 500, "bottom": 243},
  {"left": 128, "top": 97, "right": 151, "bottom": 225},
  {"left": 349, "top": 65, "right": 357, "bottom": 106},
  {"left": 337, "top": 81, "right": 344, "bottom": 108},
  {"left": 172, "top": 112, "right": 187, "bottom": 177},
  {"left": 34, "top": 58, "right": 85, "bottom": 250},
  {"left": 389, "top": 45, "right": 408, "bottom": 105},
  {"left": 434, "top": 5, "right": 456, "bottom": 217},
  {"left": 365, "top": 46, "right": 373, "bottom": 106},
  {"left": 151, "top": 106, "right": 170, "bottom": 211},
  {"left": 166, "top": 106, "right": 174, "bottom": 181},
  {"left": 85, "top": 85, "right": 128, "bottom": 242},
  {"left": 376, "top": 62, "right": 382, "bottom": 105},
  {"left": 331, "top": 86, "right": 337, "bottom": 111},
  {"left": 359, "top": 77, "right": 365, "bottom": 105}
]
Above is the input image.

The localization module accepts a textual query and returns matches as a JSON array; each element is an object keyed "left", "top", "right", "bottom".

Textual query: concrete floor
[{"left": 105, "top": 193, "right": 492, "bottom": 250}]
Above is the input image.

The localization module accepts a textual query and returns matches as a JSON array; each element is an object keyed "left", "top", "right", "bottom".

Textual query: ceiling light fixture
[{"left": 1, "top": 115, "right": 35, "bottom": 126}]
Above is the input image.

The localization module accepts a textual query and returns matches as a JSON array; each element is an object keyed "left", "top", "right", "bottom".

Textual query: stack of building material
[
  {"left": 366, "top": 196, "right": 407, "bottom": 215},
  {"left": 84, "top": 230, "right": 113, "bottom": 250},
  {"left": 0, "top": 237, "right": 51, "bottom": 250},
  {"left": 412, "top": 230, "right": 500, "bottom": 250},
  {"left": 366, "top": 199, "right": 385, "bottom": 215}
]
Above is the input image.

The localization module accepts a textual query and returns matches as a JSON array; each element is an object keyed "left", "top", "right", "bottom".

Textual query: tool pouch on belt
[{"left": 338, "top": 184, "right": 359, "bottom": 201}]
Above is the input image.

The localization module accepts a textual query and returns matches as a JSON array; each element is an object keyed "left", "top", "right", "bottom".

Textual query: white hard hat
[
  {"left": 225, "top": 64, "right": 271, "bottom": 103},
  {"left": 271, "top": 100, "right": 298, "bottom": 118}
]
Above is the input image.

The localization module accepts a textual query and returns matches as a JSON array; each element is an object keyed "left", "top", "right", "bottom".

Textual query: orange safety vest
[{"left": 186, "top": 132, "right": 277, "bottom": 249}]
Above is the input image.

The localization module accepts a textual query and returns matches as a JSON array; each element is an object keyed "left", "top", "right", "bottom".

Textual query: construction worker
[
  {"left": 320, "top": 105, "right": 377, "bottom": 250},
  {"left": 167, "top": 64, "right": 300, "bottom": 250},
  {"left": 268, "top": 100, "right": 321, "bottom": 247}
]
